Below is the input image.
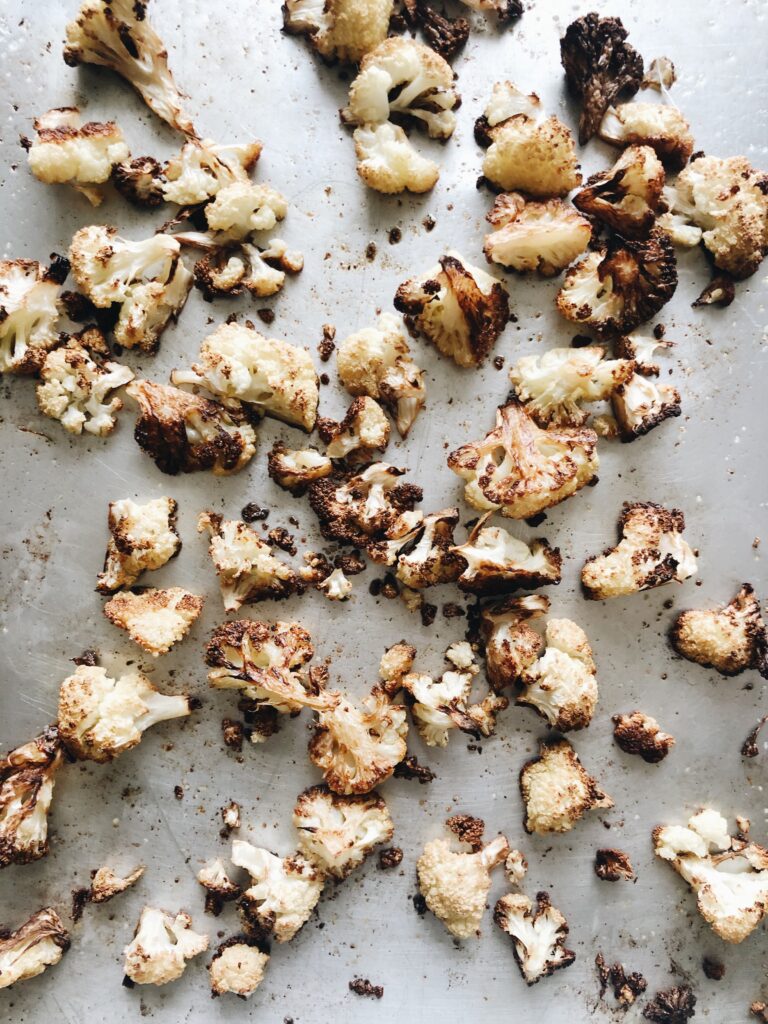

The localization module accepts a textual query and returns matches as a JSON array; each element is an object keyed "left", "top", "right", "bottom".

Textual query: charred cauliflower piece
[
  {"left": 481, "top": 594, "right": 549, "bottom": 692},
  {"left": 670, "top": 584, "right": 768, "bottom": 678},
  {"left": 97, "top": 496, "right": 180, "bottom": 594},
  {"left": 267, "top": 445, "right": 332, "bottom": 499},
  {"left": 0, "top": 908, "right": 70, "bottom": 989},
  {"left": 103, "top": 587, "right": 204, "bottom": 657},
  {"left": 520, "top": 739, "right": 612, "bottom": 834},
  {"left": 573, "top": 145, "right": 666, "bottom": 239},
  {"left": 448, "top": 401, "right": 599, "bottom": 519},
  {"left": 452, "top": 513, "right": 561, "bottom": 595},
  {"left": 57, "top": 664, "right": 194, "bottom": 762},
  {"left": 484, "top": 193, "right": 591, "bottom": 276},
  {"left": 283, "top": 0, "right": 392, "bottom": 63},
  {"left": 123, "top": 907, "right": 208, "bottom": 986},
  {"left": 352, "top": 121, "right": 439, "bottom": 195},
  {"left": 494, "top": 891, "right": 575, "bottom": 985},
  {"left": 582, "top": 502, "right": 697, "bottom": 600},
  {"left": 293, "top": 785, "right": 394, "bottom": 879},
  {"left": 611, "top": 369, "right": 681, "bottom": 441},
  {"left": 183, "top": 241, "right": 303, "bottom": 303},
  {"left": 160, "top": 138, "right": 262, "bottom": 206},
  {"left": 197, "top": 859, "right": 242, "bottom": 915},
  {"left": 0, "top": 257, "right": 67, "bottom": 375},
  {"left": 517, "top": 619, "right": 598, "bottom": 732},
  {"left": 337, "top": 313, "right": 426, "bottom": 436},
  {"left": 556, "top": 229, "right": 677, "bottom": 336},
  {"left": 654, "top": 809, "right": 768, "bottom": 943},
  {"left": 560, "top": 13, "right": 644, "bottom": 145},
  {"left": 613, "top": 332, "right": 672, "bottom": 376},
  {"left": 232, "top": 840, "right": 324, "bottom": 943},
  {"left": 394, "top": 252, "right": 510, "bottom": 368},
  {"left": 209, "top": 937, "right": 268, "bottom": 999},
  {"left": 90, "top": 864, "right": 145, "bottom": 903},
  {"left": 386, "top": 508, "right": 463, "bottom": 589},
  {"left": 111, "top": 155, "right": 165, "bottom": 206},
  {"left": 318, "top": 397, "right": 390, "bottom": 460},
  {"left": 0, "top": 728, "right": 64, "bottom": 869},
  {"left": 612, "top": 710, "right": 675, "bottom": 763},
  {"left": 599, "top": 102, "right": 694, "bottom": 171},
  {"left": 64, "top": 0, "right": 195, "bottom": 136}
]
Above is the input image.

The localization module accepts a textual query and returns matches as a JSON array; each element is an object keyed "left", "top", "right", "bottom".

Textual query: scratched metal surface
[{"left": 0, "top": 0, "right": 766, "bottom": 1020}]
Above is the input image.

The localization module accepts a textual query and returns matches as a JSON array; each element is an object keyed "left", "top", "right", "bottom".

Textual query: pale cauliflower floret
[
  {"left": 90, "top": 864, "right": 145, "bottom": 903},
  {"left": 232, "top": 840, "right": 324, "bottom": 942},
  {"left": 96, "top": 496, "right": 180, "bottom": 594},
  {"left": 267, "top": 444, "right": 332, "bottom": 494},
  {"left": 517, "top": 620, "right": 598, "bottom": 731},
  {"left": 670, "top": 584, "right": 768, "bottom": 678},
  {"left": 453, "top": 515, "right": 562, "bottom": 595},
  {"left": 0, "top": 908, "right": 70, "bottom": 990},
  {"left": 480, "top": 593, "right": 549, "bottom": 691},
  {"left": 123, "top": 907, "right": 208, "bottom": 986},
  {"left": 0, "top": 728, "right": 64, "bottom": 868},
  {"left": 494, "top": 892, "right": 575, "bottom": 985},
  {"left": 599, "top": 101, "right": 694, "bottom": 170},
  {"left": 161, "top": 138, "right": 262, "bottom": 206},
  {"left": 112, "top": 262, "right": 193, "bottom": 352},
  {"left": 483, "top": 193, "right": 592, "bottom": 276},
  {"left": 611, "top": 370, "right": 681, "bottom": 441},
  {"left": 103, "top": 587, "right": 204, "bottom": 656},
  {"left": 283, "top": 0, "right": 392, "bottom": 63},
  {"left": 318, "top": 567, "right": 353, "bottom": 601},
  {"left": 57, "top": 665, "right": 193, "bottom": 762},
  {"left": 69, "top": 224, "right": 182, "bottom": 307},
  {"left": 352, "top": 122, "right": 439, "bottom": 195},
  {"left": 509, "top": 346, "right": 634, "bottom": 427},
  {"left": 0, "top": 258, "right": 65, "bottom": 374},
  {"left": 573, "top": 145, "right": 666, "bottom": 239},
  {"left": 293, "top": 785, "right": 394, "bottom": 878},
  {"left": 582, "top": 501, "right": 697, "bottom": 600},
  {"left": 205, "top": 182, "right": 288, "bottom": 239},
  {"left": 394, "top": 251, "right": 510, "bottom": 368},
  {"left": 209, "top": 940, "right": 268, "bottom": 998},
  {"left": 520, "top": 739, "right": 613, "bottom": 834},
  {"left": 319, "top": 397, "right": 390, "bottom": 459}
]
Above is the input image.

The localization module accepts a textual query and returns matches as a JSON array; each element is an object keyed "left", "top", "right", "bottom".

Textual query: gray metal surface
[{"left": 0, "top": 0, "right": 766, "bottom": 1020}]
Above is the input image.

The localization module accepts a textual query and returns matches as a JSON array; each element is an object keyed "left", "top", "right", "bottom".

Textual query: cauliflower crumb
[
  {"left": 293, "top": 785, "right": 394, "bottom": 878},
  {"left": 90, "top": 864, "right": 145, "bottom": 903},
  {"left": 520, "top": 739, "right": 612, "bottom": 834},
  {"left": 494, "top": 891, "right": 575, "bottom": 984},
  {"left": 197, "top": 858, "right": 242, "bottom": 916},
  {"left": 209, "top": 937, "right": 268, "bottom": 998},
  {"left": 318, "top": 567, "right": 353, "bottom": 601},
  {"left": 504, "top": 849, "right": 528, "bottom": 886},
  {"left": 96, "top": 496, "right": 180, "bottom": 594},
  {"left": 484, "top": 192, "right": 591, "bottom": 276},
  {"left": 670, "top": 584, "right": 768, "bottom": 678},
  {"left": 0, "top": 908, "right": 70, "bottom": 990},
  {"left": 103, "top": 587, "right": 204, "bottom": 657},
  {"left": 231, "top": 840, "right": 324, "bottom": 943},
  {"left": 123, "top": 907, "right": 208, "bottom": 986},
  {"left": 0, "top": 727, "right": 64, "bottom": 868}
]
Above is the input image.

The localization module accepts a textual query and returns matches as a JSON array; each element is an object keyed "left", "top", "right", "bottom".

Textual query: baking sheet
[{"left": 0, "top": 0, "right": 766, "bottom": 1020}]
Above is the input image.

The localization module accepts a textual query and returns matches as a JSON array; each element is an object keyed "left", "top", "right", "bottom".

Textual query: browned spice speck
[{"left": 421, "top": 602, "right": 437, "bottom": 627}]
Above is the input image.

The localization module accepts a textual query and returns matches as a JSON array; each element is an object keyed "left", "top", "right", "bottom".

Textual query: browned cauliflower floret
[
  {"left": 232, "top": 840, "right": 324, "bottom": 943},
  {"left": 599, "top": 102, "right": 694, "bottom": 171},
  {"left": 494, "top": 891, "right": 575, "bottom": 985},
  {"left": 379, "top": 641, "right": 417, "bottom": 695},
  {"left": 90, "top": 864, "right": 145, "bottom": 903},
  {"left": 318, "top": 397, "right": 390, "bottom": 460},
  {"left": 611, "top": 369, "right": 681, "bottom": 441},
  {"left": 581, "top": 502, "right": 697, "bottom": 600},
  {"left": 111, "top": 155, "right": 165, "bottom": 206},
  {"left": 283, "top": 0, "right": 392, "bottom": 63},
  {"left": 670, "top": 584, "right": 768, "bottom": 678},
  {"left": 612, "top": 710, "right": 675, "bottom": 763},
  {"left": 209, "top": 937, "right": 268, "bottom": 999},
  {"left": 317, "top": 567, "right": 353, "bottom": 601},
  {"left": 381, "top": 508, "right": 463, "bottom": 588},
  {"left": 127, "top": 380, "right": 256, "bottom": 476},
  {"left": 573, "top": 145, "right": 666, "bottom": 239},
  {"left": 187, "top": 237, "right": 303, "bottom": 300},
  {"left": 0, "top": 908, "right": 70, "bottom": 989},
  {"left": 394, "top": 252, "right": 510, "bottom": 368},
  {"left": 448, "top": 401, "right": 599, "bottom": 519},
  {"left": 484, "top": 193, "right": 592, "bottom": 276},
  {"left": 267, "top": 443, "right": 333, "bottom": 495},
  {"left": 96, "top": 496, "right": 180, "bottom": 594},
  {"left": 560, "top": 13, "right": 644, "bottom": 144},
  {"left": 480, "top": 594, "right": 548, "bottom": 692},
  {"left": 293, "top": 785, "right": 394, "bottom": 878},
  {"left": 103, "top": 587, "right": 204, "bottom": 657},
  {"left": 452, "top": 513, "right": 561, "bottom": 595},
  {"left": 594, "top": 848, "right": 635, "bottom": 882},
  {"left": 159, "top": 138, "right": 262, "bottom": 206},
  {"left": 516, "top": 619, "right": 598, "bottom": 732},
  {"left": 123, "top": 907, "right": 208, "bottom": 985},
  {"left": 0, "top": 257, "right": 68, "bottom": 374},
  {"left": 351, "top": 122, "right": 440, "bottom": 195},
  {"left": 520, "top": 739, "right": 612, "bottom": 834},
  {"left": 0, "top": 728, "right": 64, "bottom": 869},
  {"left": 197, "top": 858, "right": 242, "bottom": 916}
]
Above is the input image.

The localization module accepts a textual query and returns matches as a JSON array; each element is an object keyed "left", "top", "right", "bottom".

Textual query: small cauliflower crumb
[{"left": 318, "top": 567, "right": 353, "bottom": 601}]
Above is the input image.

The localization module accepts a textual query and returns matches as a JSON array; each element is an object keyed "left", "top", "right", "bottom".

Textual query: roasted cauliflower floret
[
  {"left": 283, "top": 0, "right": 393, "bottom": 63},
  {"left": 57, "top": 664, "right": 194, "bottom": 762},
  {"left": 509, "top": 346, "right": 634, "bottom": 427},
  {"left": 293, "top": 785, "right": 394, "bottom": 879},
  {"left": 232, "top": 840, "right": 324, "bottom": 943},
  {"left": 352, "top": 122, "right": 439, "bottom": 195},
  {"left": 123, "top": 907, "right": 208, "bottom": 986},
  {"left": 494, "top": 891, "right": 575, "bottom": 985},
  {"left": 520, "top": 739, "right": 612, "bottom": 834},
  {"left": 127, "top": 379, "right": 256, "bottom": 476},
  {"left": 612, "top": 710, "right": 675, "bottom": 763},
  {"left": 0, "top": 257, "right": 67, "bottom": 374},
  {"left": 480, "top": 594, "right": 549, "bottom": 692},
  {"left": 36, "top": 330, "right": 134, "bottom": 436},
  {"left": 96, "top": 496, "right": 180, "bottom": 594},
  {"left": 112, "top": 155, "right": 165, "bottom": 206},
  {"left": 318, "top": 567, "right": 353, "bottom": 601},
  {"left": 613, "top": 332, "right": 672, "bottom": 376},
  {"left": 452, "top": 513, "right": 561, "bottom": 595},
  {"left": 90, "top": 864, "right": 145, "bottom": 903},
  {"left": 103, "top": 587, "right": 204, "bottom": 657},
  {"left": 517, "top": 619, "right": 598, "bottom": 732},
  {"left": 318, "top": 397, "right": 390, "bottom": 460},
  {"left": 204, "top": 182, "right": 288, "bottom": 240},
  {"left": 653, "top": 810, "right": 768, "bottom": 943},
  {"left": 599, "top": 102, "right": 694, "bottom": 171},
  {"left": 267, "top": 444, "right": 332, "bottom": 495},
  {"left": 505, "top": 849, "right": 528, "bottom": 886},
  {"left": 337, "top": 312, "right": 426, "bottom": 437},
  {"left": 160, "top": 138, "right": 262, "bottom": 206},
  {"left": 483, "top": 193, "right": 591, "bottom": 276},
  {"left": 386, "top": 508, "right": 463, "bottom": 588},
  {"left": 394, "top": 252, "right": 510, "bottom": 368},
  {"left": 0, "top": 728, "right": 64, "bottom": 869},
  {"left": 0, "top": 908, "right": 70, "bottom": 990},
  {"left": 611, "top": 369, "right": 681, "bottom": 441},
  {"left": 670, "top": 584, "right": 768, "bottom": 678},
  {"left": 448, "top": 401, "right": 599, "bottom": 519},
  {"left": 379, "top": 642, "right": 417, "bottom": 695},
  {"left": 197, "top": 858, "right": 242, "bottom": 915},
  {"left": 573, "top": 145, "right": 666, "bottom": 239},
  {"left": 581, "top": 501, "right": 697, "bottom": 600},
  {"left": 188, "top": 237, "right": 303, "bottom": 299},
  {"left": 64, "top": 0, "right": 196, "bottom": 136},
  {"left": 209, "top": 938, "right": 268, "bottom": 999}
]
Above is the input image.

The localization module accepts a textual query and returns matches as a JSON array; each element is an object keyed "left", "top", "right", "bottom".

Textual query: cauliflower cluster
[
  {"left": 123, "top": 907, "right": 208, "bottom": 985},
  {"left": 0, "top": 257, "right": 68, "bottom": 375},
  {"left": 0, "top": 908, "right": 70, "bottom": 990},
  {"left": 103, "top": 586, "right": 204, "bottom": 656},
  {"left": 573, "top": 145, "right": 666, "bottom": 239},
  {"left": 452, "top": 513, "right": 562, "bottom": 595},
  {"left": 494, "top": 891, "right": 575, "bottom": 985},
  {"left": 283, "top": 0, "right": 393, "bottom": 63},
  {"left": 599, "top": 101, "right": 694, "bottom": 171},
  {"left": 0, "top": 727, "right": 64, "bottom": 869},
  {"left": 483, "top": 192, "right": 592, "bottom": 276},
  {"left": 520, "top": 739, "right": 612, "bottom": 834},
  {"left": 96, "top": 496, "right": 181, "bottom": 594},
  {"left": 293, "top": 785, "right": 394, "bottom": 879},
  {"left": 232, "top": 840, "right": 325, "bottom": 943},
  {"left": 670, "top": 584, "right": 768, "bottom": 678}
]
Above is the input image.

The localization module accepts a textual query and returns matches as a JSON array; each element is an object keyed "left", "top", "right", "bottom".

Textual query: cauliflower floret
[
  {"left": 517, "top": 619, "right": 598, "bottom": 731},
  {"left": 0, "top": 908, "right": 70, "bottom": 990},
  {"left": 103, "top": 587, "right": 204, "bottom": 657},
  {"left": 267, "top": 443, "right": 332, "bottom": 495},
  {"left": 480, "top": 593, "right": 549, "bottom": 691},
  {"left": 556, "top": 229, "right": 678, "bottom": 336},
  {"left": 378, "top": 642, "right": 417, "bottom": 698},
  {"left": 342, "top": 37, "right": 459, "bottom": 140},
  {"left": 494, "top": 891, "right": 575, "bottom": 985},
  {"left": 112, "top": 262, "right": 194, "bottom": 352},
  {"left": 127, "top": 379, "right": 256, "bottom": 476},
  {"left": 573, "top": 145, "right": 666, "bottom": 239},
  {"left": 36, "top": 330, "right": 134, "bottom": 436},
  {"left": 318, "top": 567, "right": 353, "bottom": 601},
  {"left": 670, "top": 584, "right": 768, "bottom": 678},
  {"left": 653, "top": 810, "right": 768, "bottom": 943},
  {"left": 612, "top": 710, "right": 675, "bottom": 763},
  {"left": 318, "top": 397, "right": 390, "bottom": 460},
  {"left": 209, "top": 938, "right": 268, "bottom": 998},
  {"left": 161, "top": 138, "right": 262, "bottom": 206},
  {"left": 337, "top": 312, "right": 426, "bottom": 436},
  {"left": 505, "top": 849, "right": 528, "bottom": 886},
  {"left": 96, "top": 496, "right": 180, "bottom": 594},
  {"left": 90, "top": 864, "right": 145, "bottom": 903},
  {"left": 417, "top": 825, "right": 509, "bottom": 938},
  {"left": 520, "top": 739, "right": 613, "bottom": 834},
  {"left": 613, "top": 332, "right": 672, "bottom": 376},
  {"left": 461, "top": 0, "right": 521, "bottom": 18},
  {"left": 448, "top": 401, "right": 599, "bottom": 519},
  {"left": 0, "top": 257, "right": 67, "bottom": 374},
  {"left": 283, "top": 0, "right": 392, "bottom": 63},
  {"left": 232, "top": 840, "right": 324, "bottom": 943},
  {"left": 123, "top": 907, "right": 208, "bottom": 986},
  {"left": 352, "top": 122, "right": 440, "bottom": 194},
  {"left": 394, "top": 251, "right": 510, "bottom": 368},
  {"left": 112, "top": 155, "right": 165, "bottom": 206},
  {"left": 483, "top": 192, "right": 592, "bottom": 276},
  {"left": 509, "top": 346, "right": 634, "bottom": 427},
  {"left": 599, "top": 102, "right": 694, "bottom": 171},
  {"left": 64, "top": 0, "right": 196, "bottom": 136},
  {"left": 197, "top": 859, "right": 242, "bottom": 916},
  {"left": 0, "top": 728, "right": 64, "bottom": 869},
  {"left": 452, "top": 513, "right": 561, "bottom": 595},
  {"left": 184, "top": 237, "right": 303, "bottom": 300},
  {"left": 293, "top": 785, "right": 394, "bottom": 878},
  {"left": 386, "top": 508, "right": 463, "bottom": 588},
  {"left": 611, "top": 370, "right": 681, "bottom": 441},
  {"left": 582, "top": 501, "right": 697, "bottom": 600},
  {"left": 308, "top": 689, "right": 408, "bottom": 794},
  {"left": 57, "top": 665, "right": 194, "bottom": 762},
  {"left": 204, "top": 182, "right": 288, "bottom": 239}
]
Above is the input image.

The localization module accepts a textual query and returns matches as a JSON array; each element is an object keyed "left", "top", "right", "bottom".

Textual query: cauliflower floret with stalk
[
  {"left": 670, "top": 584, "right": 768, "bottom": 678},
  {"left": 96, "top": 496, "right": 180, "bottom": 594},
  {"left": 123, "top": 907, "right": 208, "bottom": 986},
  {"left": 232, "top": 841, "right": 324, "bottom": 943},
  {"left": 57, "top": 665, "right": 195, "bottom": 762},
  {"left": 283, "top": 0, "right": 393, "bottom": 63},
  {"left": 352, "top": 122, "right": 440, "bottom": 195},
  {"left": 0, "top": 728, "right": 64, "bottom": 869},
  {"left": 611, "top": 370, "right": 681, "bottom": 441},
  {"left": 209, "top": 938, "right": 268, "bottom": 998},
  {"left": 267, "top": 443, "right": 332, "bottom": 495},
  {"left": 0, "top": 257, "right": 68, "bottom": 374},
  {"left": 452, "top": 512, "right": 561, "bottom": 595},
  {"left": 90, "top": 864, "right": 145, "bottom": 903},
  {"left": 204, "top": 182, "right": 288, "bottom": 240},
  {"left": 494, "top": 891, "right": 575, "bottom": 985},
  {"left": 517, "top": 619, "right": 598, "bottom": 731},
  {"left": 573, "top": 145, "right": 666, "bottom": 239},
  {"left": 293, "top": 785, "right": 394, "bottom": 878},
  {"left": 381, "top": 508, "right": 463, "bottom": 588},
  {"left": 599, "top": 102, "right": 694, "bottom": 171},
  {"left": 0, "top": 908, "right": 70, "bottom": 990},
  {"left": 103, "top": 587, "right": 204, "bottom": 657},
  {"left": 318, "top": 397, "right": 390, "bottom": 460},
  {"left": 520, "top": 738, "right": 613, "bottom": 834},
  {"left": 178, "top": 236, "right": 303, "bottom": 301},
  {"left": 395, "top": 252, "right": 510, "bottom": 368},
  {"left": 318, "top": 567, "right": 353, "bottom": 601},
  {"left": 161, "top": 138, "right": 262, "bottom": 206},
  {"left": 483, "top": 193, "right": 591, "bottom": 276},
  {"left": 581, "top": 501, "right": 697, "bottom": 600}
]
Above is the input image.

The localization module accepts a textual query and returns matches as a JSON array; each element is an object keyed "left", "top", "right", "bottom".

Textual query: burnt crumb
[
  {"left": 241, "top": 502, "right": 269, "bottom": 523},
  {"left": 653, "top": 323, "right": 666, "bottom": 339},
  {"left": 442, "top": 602, "right": 465, "bottom": 619},
  {"left": 492, "top": 355, "right": 505, "bottom": 370},
  {"left": 256, "top": 308, "right": 275, "bottom": 325},
  {"left": 173, "top": 785, "right": 184, "bottom": 800},
  {"left": 381, "top": 574, "right": 399, "bottom": 599},
  {"left": 525, "top": 511, "right": 547, "bottom": 528},
  {"left": 320, "top": 372, "right": 330, "bottom": 386},
  {"left": 393, "top": 755, "right": 436, "bottom": 784},
  {"left": 72, "top": 649, "right": 98, "bottom": 667},
  {"left": 369, "top": 578, "right": 383, "bottom": 597},
  {"left": 571, "top": 334, "right": 594, "bottom": 348},
  {"left": 446, "top": 813, "right": 484, "bottom": 851},
  {"left": 188, "top": 697, "right": 203, "bottom": 712},
  {"left": 643, "top": 985, "right": 696, "bottom": 1023},
  {"left": 388, "top": 227, "right": 402, "bottom": 245},
  {"left": 122, "top": 975, "right": 136, "bottom": 989},
  {"left": 692, "top": 275, "right": 735, "bottom": 309},
  {"left": 221, "top": 718, "right": 244, "bottom": 752},
  {"left": 741, "top": 714, "right": 768, "bottom": 758},
  {"left": 420, "top": 602, "right": 437, "bottom": 627},
  {"left": 71, "top": 887, "right": 91, "bottom": 922},
  {"left": 751, "top": 1003, "right": 768, "bottom": 1022},
  {"left": 318, "top": 324, "right": 336, "bottom": 362},
  {"left": 19, "top": 134, "right": 32, "bottom": 151},
  {"left": 365, "top": 242, "right": 377, "bottom": 261},
  {"left": 239, "top": 701, "right": 280, "bottom": 743},
  {"left": 335, "top": 551, "right": 366, "bottom": 576},
  {"left": 596, "top": 953, "right": 647, "bottom": 1007},
  {"left": 412, "top": 893, "right": 428, "bottom": 916},
  {"left": 378, "top": 846, "right": 403, "bottom": 869},
  {"left": 349, "top": 978, "right": 383, "bottom": 999},
  {"left": 268, "top": 527, "right": 297, "bottom": 555},
  {"left": 422, "top": 215, "right": 436, "bottom": 232},
  {"left": 702, "top": 957, "right": 725, "bottom": 981},
  {"left": 595, "top": 848, "right": 635, "bottom": 881}
]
